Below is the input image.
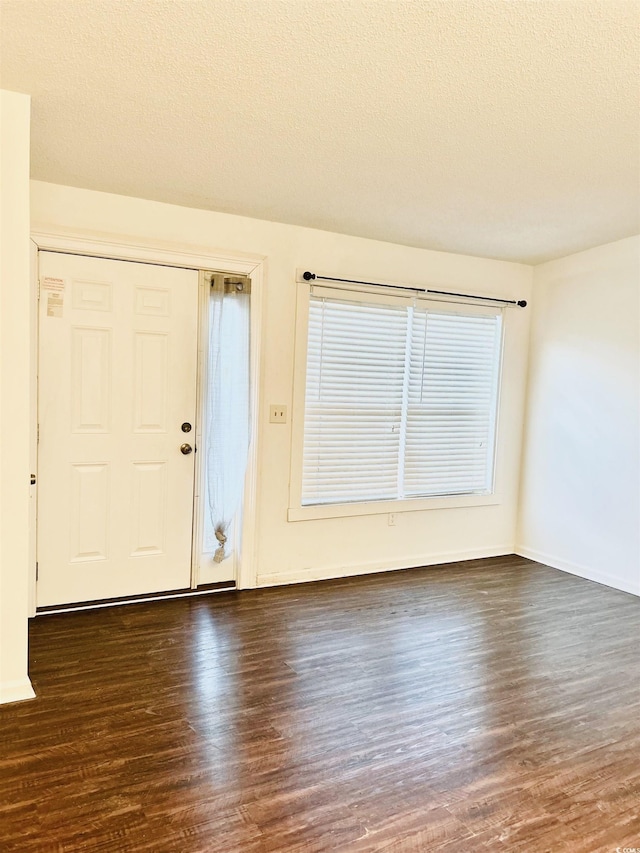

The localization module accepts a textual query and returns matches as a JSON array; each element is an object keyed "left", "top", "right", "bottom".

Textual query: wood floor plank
[{"left": 1, "top": 555, "right": 639, "bottom": 851}]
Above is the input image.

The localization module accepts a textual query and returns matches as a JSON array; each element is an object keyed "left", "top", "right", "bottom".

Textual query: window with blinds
[{"left": 301, "top": 291, "right": 502, "bottom": 506}]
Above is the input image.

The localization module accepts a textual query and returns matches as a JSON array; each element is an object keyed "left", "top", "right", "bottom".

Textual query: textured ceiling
[{"left": 1, "top": 0, "right": 639, "bottom": 263}]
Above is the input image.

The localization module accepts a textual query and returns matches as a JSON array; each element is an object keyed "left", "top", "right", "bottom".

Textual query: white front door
[{"left": 37, "top": 252, "right": 199, "bottom": 607}]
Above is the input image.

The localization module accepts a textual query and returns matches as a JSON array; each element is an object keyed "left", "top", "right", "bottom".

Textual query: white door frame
[{"left": 30, "top": 228, "right": 264, "bottom": 612}]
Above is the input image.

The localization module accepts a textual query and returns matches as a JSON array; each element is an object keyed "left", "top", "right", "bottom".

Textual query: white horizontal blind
[
  {"left": 405, "top": 308, "right": 502, "bottom": 496},
  {"left": 301, "top": 292, "right": 502, "bottom": 506},
  {"left": 302, "top": 296, "right": 407, "bottom": 505}
]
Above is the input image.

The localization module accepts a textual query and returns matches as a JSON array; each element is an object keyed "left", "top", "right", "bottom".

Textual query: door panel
[{"left": 37, "top": 252, "right": 199, "bottom": 606}]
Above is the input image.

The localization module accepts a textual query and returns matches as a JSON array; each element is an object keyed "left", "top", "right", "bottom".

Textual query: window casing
[{"left": 290, "top": 284, "right": 504, "bottom": 518}]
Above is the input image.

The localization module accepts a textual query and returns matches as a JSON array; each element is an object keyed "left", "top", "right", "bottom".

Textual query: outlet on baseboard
[
  {"left": 388, "top": 513, "right": 396, "bottom": 526},
  {"left": 269, "top": 404, "right": 287, "bottom": 424}
]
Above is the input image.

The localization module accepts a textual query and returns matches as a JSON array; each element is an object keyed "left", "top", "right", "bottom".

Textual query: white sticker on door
[
  {"left": 42, "top": 276, "right": 66, "bottom": 292},
  {"left": 47, "top": 292, "right": 64, "bottom": 317}
]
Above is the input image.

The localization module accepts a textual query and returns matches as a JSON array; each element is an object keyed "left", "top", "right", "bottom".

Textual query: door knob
[{"left": 180, "top": 443, "right": 193, "bottom": 455}]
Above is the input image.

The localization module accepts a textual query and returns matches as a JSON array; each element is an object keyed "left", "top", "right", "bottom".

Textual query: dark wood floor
[{"left": 1, "top": 556, "right": 639, "bottom": 852}]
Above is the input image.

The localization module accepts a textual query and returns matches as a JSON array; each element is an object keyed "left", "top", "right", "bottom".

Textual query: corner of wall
[
  {"left": 0, "top": 89, "right": 36, "bottom": 704},
  {"left": 515, "top": 236, "right": 640, "bottom": 597}
]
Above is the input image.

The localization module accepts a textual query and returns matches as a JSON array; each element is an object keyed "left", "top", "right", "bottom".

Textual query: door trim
[
  {"left": 28, "top": 239, "right": 39, "bottom": 617},
  {"left": 30, "top": 228, "right": 264, "bottom": 611}
]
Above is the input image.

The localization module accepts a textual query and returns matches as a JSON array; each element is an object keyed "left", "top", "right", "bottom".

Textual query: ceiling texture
[{"left": 1, "top": 0, "right": 638, "bottom": 264}]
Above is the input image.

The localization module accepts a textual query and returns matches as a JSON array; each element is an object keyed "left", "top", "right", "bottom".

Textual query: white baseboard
[
  {"left": 516, "top": 545, "right": 640, "bottom": 597},
  {"left": 0, "top": 677, "right": 35, "bottom": 705},
  {"left": 258, "top": 545, "right": 515, "bottom": 588}
]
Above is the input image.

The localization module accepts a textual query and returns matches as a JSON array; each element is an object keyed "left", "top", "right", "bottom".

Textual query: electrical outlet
[
  {"left": 270, "top": 404, "right": 287, "bottom": 424},
  {"left": 388, "top": 513, "right": 396, "bottom": 526}
]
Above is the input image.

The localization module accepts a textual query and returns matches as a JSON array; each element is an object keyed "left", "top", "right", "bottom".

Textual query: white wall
[
  {"left": 0, "top": 91, "right": 35, "bottom": 703},
  {"left": 518, "top": 236, "right": 640, "bottom": 595},
  {"left": 31, "top": 181, "right": 533, "bottom": 587}
]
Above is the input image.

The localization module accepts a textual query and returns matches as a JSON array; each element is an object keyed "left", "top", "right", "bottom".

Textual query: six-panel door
[{"left": 37, "top": 252, "right": 199, "bottom": 606}]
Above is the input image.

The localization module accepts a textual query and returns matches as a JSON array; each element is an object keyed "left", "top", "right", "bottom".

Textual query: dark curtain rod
[{"left": 302, "top": 271, "right": 527, "bottom": 308}]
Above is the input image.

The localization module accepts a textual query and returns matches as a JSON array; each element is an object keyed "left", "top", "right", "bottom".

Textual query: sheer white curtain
[{"left": 204, "top": 275, "right": 251, "bottom": 563}]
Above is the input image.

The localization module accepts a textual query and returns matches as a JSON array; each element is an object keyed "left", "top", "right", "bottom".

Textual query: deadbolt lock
[{"left": 181, "top": 422, "right": 192, "bottom": 433}]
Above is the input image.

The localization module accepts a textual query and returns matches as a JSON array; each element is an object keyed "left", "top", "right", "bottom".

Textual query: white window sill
[{"left": 287, "top": 492, "right": 500, "bottom": 521}]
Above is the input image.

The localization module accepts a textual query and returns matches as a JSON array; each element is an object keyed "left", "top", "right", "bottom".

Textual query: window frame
[{"left": 288, "top": 281, "right": 505, "bottom": 521}]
